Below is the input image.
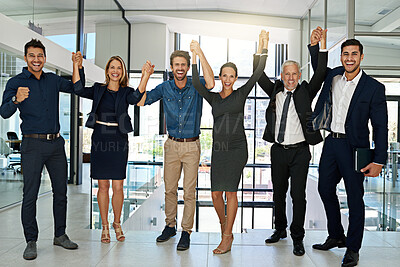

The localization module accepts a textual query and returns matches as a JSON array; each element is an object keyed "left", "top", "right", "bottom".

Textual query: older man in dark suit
[
  {"left": 254, "top": 29, "right": 328, "bottom": 256},
  {"left": 309, "top": 28, "right": 388, "bottom": 267}
]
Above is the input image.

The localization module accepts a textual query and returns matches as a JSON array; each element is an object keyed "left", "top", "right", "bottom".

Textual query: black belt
[
  {"left": 331, "top": 132, "right": 347, "bottom": 138},
  {"left": 275, "top": 141, "right": 308, "bottom": 149},
  {"left": 168, "top": 135, "right": 199, "bottom": 142},
  {"left": 23, "top": 133, "right": 60, "bottom": 140}
]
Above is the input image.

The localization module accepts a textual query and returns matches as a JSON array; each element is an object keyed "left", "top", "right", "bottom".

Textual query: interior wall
[{"left": 130, "top": 23, "right": 170, "bottom": 71}]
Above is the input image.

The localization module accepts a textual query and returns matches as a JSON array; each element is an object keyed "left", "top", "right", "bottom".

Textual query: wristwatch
[{"left": 12, "top": 96, "right": 20, "bottom": 104}]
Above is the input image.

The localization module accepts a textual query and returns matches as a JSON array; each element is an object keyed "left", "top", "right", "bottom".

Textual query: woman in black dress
[
  {"left": 72, "top": 53, "right": 153, "bottom": 243},
  {"left": 191, "top": 31, "right": 269, "bottom": 254}
]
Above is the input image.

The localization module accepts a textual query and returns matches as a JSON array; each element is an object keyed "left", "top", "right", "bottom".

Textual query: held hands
[
  {"left": 310, "top": 26, "right": 327, "bottom": 49},
  {"left": 16, "top": 87, "right": 29, "bottom": 103},
  {"left": 142, "top": 60, "right": 155, "bottom": 78},
  {"left": 257, "top": 30, "right": 269, "bottom": 53},
  {"left": 71, "top": 51, "right": 83, "bottom": 69},
  {"left": 190, "top": 40, "right": 201, "bottom": 63},
  {"left": 361, "top": 162, "right": 383, "bottom": 177}
]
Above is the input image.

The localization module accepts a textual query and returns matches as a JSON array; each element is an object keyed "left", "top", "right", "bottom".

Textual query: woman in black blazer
[{"left": 72, "top": 53, "right": 153, "bottom": 243}]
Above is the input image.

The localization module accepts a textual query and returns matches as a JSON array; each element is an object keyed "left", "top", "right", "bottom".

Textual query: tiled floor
[{"left": 0, "top": 183, "right": 400, "bottom": 266}]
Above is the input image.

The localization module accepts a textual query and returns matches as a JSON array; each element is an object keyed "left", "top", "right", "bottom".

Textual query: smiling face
[
  {"left": 24, "top": 47, "right": 46, "bottom": 74},
  {"left": 281, "top": 64, "right": 301, "bottom": 91},
  {"left": 107, "top": 59, "right": 123, "bottom": 83},
  {"left": 219, "top": 67, "right": 237, "bottom": 90},
  {"left": 340, "top": 45, "right": 364, "bottom": 75},
  {"left": 171, "top": 56, "right": 190, "bottom": 82}
]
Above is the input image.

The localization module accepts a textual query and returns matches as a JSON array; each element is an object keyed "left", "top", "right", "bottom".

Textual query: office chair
[
  {"left": 6, "top": 132, "right": 21, "bottom": 173},
  {"left": 0, "top": 137, "right": 12, "bottom": 175}
]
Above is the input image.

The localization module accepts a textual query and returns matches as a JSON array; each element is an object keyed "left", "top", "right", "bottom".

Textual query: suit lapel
[{"left": 346, "top": 71, "right": 367, "bottom": 123}]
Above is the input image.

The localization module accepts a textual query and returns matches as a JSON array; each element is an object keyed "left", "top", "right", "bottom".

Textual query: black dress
[
  {"left": 192, "top": 49, "right": 267, "bottom": 191},
  {"left": 91, "top": 89, "right": 128, "bottom": 180}
]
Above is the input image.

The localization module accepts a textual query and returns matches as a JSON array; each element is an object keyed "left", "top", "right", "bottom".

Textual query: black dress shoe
[
  {"left": 53, "top": 234, "right": 78, "bottom": 249},
  {"left": 293, "top": 240, "right": 305, "bottom": 256},
  {"left": 265, "top": 229, "right": 287, "bottom": 244},
  {"left": 23, "top": 241, "right": 37, "bottom": 260},
  {"left": 312, "top": 236, "right": 346, "bottom": 250},
  {"left": 156, "top": 225, "right": 176, "bottom": 242},
  {"left": 342, "top": 249, "right": 359, "bottom": 267},
  {"left": 177, "top": 231, "right": 190, "bottom": 251}
]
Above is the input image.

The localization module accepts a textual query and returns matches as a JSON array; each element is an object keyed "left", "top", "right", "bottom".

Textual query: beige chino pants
[{"left": 163, "top": 138, "right": 200, "bottom": 233}]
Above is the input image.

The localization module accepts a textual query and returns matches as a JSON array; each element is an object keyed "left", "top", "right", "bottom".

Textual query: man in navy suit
[{"left": 309, "top": 27, "right": 388, "bottom": 267}]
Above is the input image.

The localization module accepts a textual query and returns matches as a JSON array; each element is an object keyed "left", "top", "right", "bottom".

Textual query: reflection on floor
[
  {"left": 0, "top": 182, "right": 400, "bottom": 266},
  {"left": 0, "top": 169, "right": 52, "bottom": 208}
]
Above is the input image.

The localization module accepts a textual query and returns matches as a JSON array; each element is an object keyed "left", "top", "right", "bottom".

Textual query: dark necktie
[{"left": 277, "top": 91, "right": 292, "bottom": 143}]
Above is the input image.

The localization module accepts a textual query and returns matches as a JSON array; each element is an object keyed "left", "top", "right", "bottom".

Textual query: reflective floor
[{"left": 0, "top": 182, "right": 400, "bottom": 267}]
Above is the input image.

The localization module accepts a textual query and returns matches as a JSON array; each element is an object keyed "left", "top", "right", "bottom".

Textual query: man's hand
[
  {"left": 262, "top": 31, "right": 269, "bottom": 50},
  {"left": 311, "top": 26, "right": 324, "bottom": 46},
  {"left": 361, "top": 162, "right": 383, "bottom": 177},
  {"left": 190, "top": 40, "right": 201, "bottom": 55},
  {"left": 16, "top": 87, "right": 29, "bottom": 103},
  {"left": 142, "top": 60, "right": 155, "bottom": 77},
  {"left": 72, "top": 52, "right": 83, "bottom": 69}
]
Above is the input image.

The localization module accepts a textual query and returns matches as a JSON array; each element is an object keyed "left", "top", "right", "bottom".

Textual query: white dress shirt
[
  {"left": 331, "top": 70, "right": 363, "bottom": 133},
  {"left": 275, "top": 88, "right": 306, "bottom": 145}
]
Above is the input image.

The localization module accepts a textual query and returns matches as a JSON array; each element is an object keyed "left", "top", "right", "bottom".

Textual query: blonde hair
[{"left": 104, "top": 56, "right": 128, "bottom": 87}]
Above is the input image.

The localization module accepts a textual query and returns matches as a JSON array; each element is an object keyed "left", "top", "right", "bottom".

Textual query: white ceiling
[{"left": 1, "top": 0, "right": 399, "bottom": 44}]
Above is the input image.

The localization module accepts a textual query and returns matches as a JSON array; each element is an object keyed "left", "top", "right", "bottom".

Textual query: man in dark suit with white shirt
[
  {"left": 253, "top": 29, "right": 328, "bottom": 256},
  {"left": 309, "top": 27, "right": 388, "bottom": 267}
]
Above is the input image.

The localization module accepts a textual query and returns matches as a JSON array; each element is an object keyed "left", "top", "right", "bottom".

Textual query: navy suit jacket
[
  {"left": 74, "top": 80, "right": 144, "bottom": 134},
  {"left": 309, "top": 44, "right": 388, "bottom": 164}
]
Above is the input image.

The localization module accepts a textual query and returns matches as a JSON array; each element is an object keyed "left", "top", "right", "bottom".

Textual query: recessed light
[{"left": 378, "top": 8, "right": 392, "bottom": 15}]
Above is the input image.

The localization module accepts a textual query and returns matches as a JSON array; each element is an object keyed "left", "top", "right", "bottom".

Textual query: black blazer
[
  {"left": 309, "top": 44, "right": 388, "bottom": 164},
  {"left": 253, "top": 50, "right": 327, "bottom": 145},
  {"left": 74, "top": 78, "right": 144, "bottom": 134}
]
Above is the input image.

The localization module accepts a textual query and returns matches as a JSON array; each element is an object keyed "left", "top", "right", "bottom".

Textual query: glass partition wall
[{"left": 0, "top": 2, "right": 78, "bottom": 208}]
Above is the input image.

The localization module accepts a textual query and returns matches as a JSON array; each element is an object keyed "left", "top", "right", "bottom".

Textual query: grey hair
[{"left": 281, "top": 60, "right": 301, "bottom": 73}]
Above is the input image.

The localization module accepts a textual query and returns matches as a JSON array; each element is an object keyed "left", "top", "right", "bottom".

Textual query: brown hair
[
  {"left": 170, "top": 50, "right": 191, "bottom": 66},
  {"left": 341, "top": 38, "right": 363, "bottom": 55},
  {"left": 104, "top": 56, "right": 128, "bottom": 87},
  {"left": 219, "top": 62, "right": 238, "bottom": 77},
  {"left": 24, "top": 39, "right": 46, "bottom": 57}
]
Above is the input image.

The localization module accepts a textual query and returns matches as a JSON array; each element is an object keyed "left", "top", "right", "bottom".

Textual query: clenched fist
[{"left": 16, "top": 87, "right": 30, "bottom": 103}]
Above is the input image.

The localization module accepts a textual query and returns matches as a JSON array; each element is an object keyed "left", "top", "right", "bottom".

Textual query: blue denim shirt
[
  {"left": 0, "top": 67, "right": 85, "bottom": 134},
  {"left": 144, "top": 78, "right": 205, "bottom": 139}
]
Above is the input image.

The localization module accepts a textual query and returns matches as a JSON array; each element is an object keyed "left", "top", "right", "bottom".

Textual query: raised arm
[
  {"left": 308, "top": 28, "right": 328, "bottom": 99},
  {"left": 253, "top": 30, "right": 274, "bottom": 97},
  {"left": 240, "top": 31, "right": 269, "bottom": 97},
  {"left": 190, "top": 40, "right": 215, "bottom": 89},
  {"left": 72, "top": 51, "right": 94, "bottom": 99},
  {"left": 308, "top": 26, "right": 330, "bottom": 72},
  {"left": 191, "top": 47, "right": 213, "bottom": 104},
  {"left": 127, "top": 61, "right": 154, "bottom": 104}
]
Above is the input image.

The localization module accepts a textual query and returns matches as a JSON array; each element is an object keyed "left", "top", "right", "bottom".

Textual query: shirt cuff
[
  {"left": 320, "top": 49, "right": 328, "bottom": 52},
  {"left": 372, "top": 162, "right": 384, "bottom": 166}
]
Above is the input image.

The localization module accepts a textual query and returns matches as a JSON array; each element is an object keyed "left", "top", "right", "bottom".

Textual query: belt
[
  {"left": 96, "top": 120, "right": 118, "bottom": 127},
  {"left": 331, "top": 132, "right": 347, "bottom": 138},
  {"left": 275, "top": 141, "right": 308, "bottom": 149},
  {"left": 23, "top": 133, "right": 60, "bottom": 140},
  {"left": 168, "top": 135, "right": 199, "bottom": 142}
]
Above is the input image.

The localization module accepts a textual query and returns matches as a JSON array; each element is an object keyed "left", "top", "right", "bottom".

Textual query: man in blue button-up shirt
[
  {"left": 138, "top": 49, "right": 214, "bottom": 250},
  {"left": 0, "top": 39, "right": 81, "bottom": 260}
]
